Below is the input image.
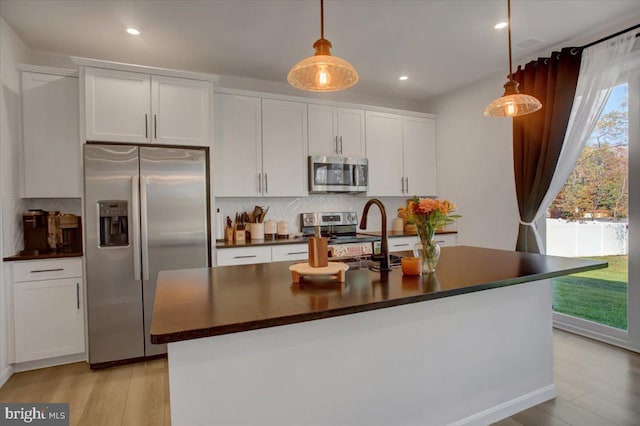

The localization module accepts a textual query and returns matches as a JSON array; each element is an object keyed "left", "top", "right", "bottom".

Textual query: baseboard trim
[
  {"left": 553, "top": 322, "right": 640, "bottom": 353},
  {"left": 13, "top": 352, "right": 87, "bottom": 373},
  {"left": 448, "top": 384, "right": 557, "bottom": 426},
  {"left": 0, "top": 365, "right": 15, "bottom": 388}
]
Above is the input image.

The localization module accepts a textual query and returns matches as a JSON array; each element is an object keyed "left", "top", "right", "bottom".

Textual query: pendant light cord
[
  {"left": 507, "top": 0, "right": 513, "bottom": 82},
  {"left": 320, "top": 0, "right": 324, "bottom": 39}
]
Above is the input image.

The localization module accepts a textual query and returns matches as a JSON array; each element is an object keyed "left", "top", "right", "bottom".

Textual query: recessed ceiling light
[
  {"left": 494, "top": 22, "right": 508, "bottom": 30},
  {"left": 399, "top": 75, "right": 409, "bottom": 81},
  {"left": 126, "top": 27, "right": 141, "bottom": 35}
]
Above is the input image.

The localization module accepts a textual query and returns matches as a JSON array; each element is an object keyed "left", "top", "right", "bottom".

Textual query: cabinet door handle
[
  {"left": 30, "top": 268, "right": 64, "bottom": 273},
  {"left": 258, "top": 173, "right": 262, "bottom": 193},
  {"left": 76, "top": 282, "right": 80, "bottom": 310},
  {"left": 234, "top": 255, "right": 257, "bottom": 259},
  {"left": 145, "top": 113, "right": 148, "bottom": 139},
  {"left": 339, "top": 136, "right": 343, "bottom": 154},
  {"left": 405, "top": 177, "right": 409, "bottom": 193},
  {"left": 335, "top": 136, "right": 339, "bottom": 154},
  {"left": 264, "top": 173, "right": 268, "bottom": 193},
  {"left": 287, "top": 251, "right": 307, "bottom": 255},
  {"left": 154, "top": 114, "right": 157, "bottom": 139},
  {"left": 401, "top": 177, "right": 405, "bottom": 193}
]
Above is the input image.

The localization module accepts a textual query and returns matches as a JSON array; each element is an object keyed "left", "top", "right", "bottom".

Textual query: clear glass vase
[{"left": 413, "top": 239, "right": 441, "bottom": 273}]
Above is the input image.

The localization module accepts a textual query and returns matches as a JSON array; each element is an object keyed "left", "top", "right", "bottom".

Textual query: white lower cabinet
[
  {"left": 271, "top": 244, "right": 309, "bottom": 262},
  {"left": 387, "top": 234, "right": 458, "bottom": 252},
  {"left": 388, "top": 236, "right": 418, "bottom": 252},
  {"left": 217, "top": 243, "right": 309, "bottom": 266},
  {"left": 12, "top": 258, "right": 85, "bottom": 363},
  {"left": 217, "top": 246, "right": 272, "bottom": 266},
  {"left": 435, "top": 233, "right": 458, "bottom": 247}
]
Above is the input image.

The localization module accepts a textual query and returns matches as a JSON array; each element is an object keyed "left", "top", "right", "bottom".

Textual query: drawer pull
[
  {"left": 234, "top": 255, "right": 257, "bottom": 259},
  {"left": 287, "top": 251, "right": 307, "bottom": 255},
  {"left": 394, "top": 243, "right": 410, "bottom": 247},
  {"left": 30, "top": 268, "right": 64, "bottom": 273}
]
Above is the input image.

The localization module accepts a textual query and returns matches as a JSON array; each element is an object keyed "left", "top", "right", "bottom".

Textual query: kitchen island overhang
[{"left": 151, "top": 246, "right": 606, "bottom": 425}]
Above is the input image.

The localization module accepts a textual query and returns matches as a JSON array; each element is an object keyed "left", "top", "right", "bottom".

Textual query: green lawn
[{"left": 552, "top": 255, "right": 628, "bottom": 330}]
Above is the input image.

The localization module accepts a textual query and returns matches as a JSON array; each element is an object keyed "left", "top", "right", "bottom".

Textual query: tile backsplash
[
  {"left": 24, "top": 198, "right": 82, "bottom": 216},
  {"left": 215, "top": 195, "right": 410, "bottom": 236}
]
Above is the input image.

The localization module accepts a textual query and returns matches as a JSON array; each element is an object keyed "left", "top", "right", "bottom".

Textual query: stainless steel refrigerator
[{"left": 84, "top": 144, "right": 210, "bottom": 367}]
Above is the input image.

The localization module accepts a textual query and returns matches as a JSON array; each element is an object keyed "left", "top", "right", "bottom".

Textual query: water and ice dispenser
[{"left": 98, "top": 201, "right": 129, "bottom": 247}]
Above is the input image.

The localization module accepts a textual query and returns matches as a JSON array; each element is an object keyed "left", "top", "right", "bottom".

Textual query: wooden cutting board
[{"left": 289, "top": 262, "right": 349, "bottom": 283}]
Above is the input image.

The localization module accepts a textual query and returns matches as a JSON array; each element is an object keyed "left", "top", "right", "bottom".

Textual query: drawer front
[
  {"left": 388, "top": 236, "right": 418, "bottom": 252},
  {"left": 271, "top": 244, "right": 309, "bottom": 262},
  {"left": 434, "top": 234, "right": 457, "bottom": 247},
  {"left": 13, "top": 258, "right": 83, "bottom": 282},
  {"left": 217, "top": 246, "right": 271, "bottom": 266}
]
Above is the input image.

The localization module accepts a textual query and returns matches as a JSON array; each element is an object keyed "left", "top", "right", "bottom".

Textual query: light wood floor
[
  {"left": 1, "top": 329, "right": 639, "bottom": 425},
  {"left": 0, "top": 357, "right": 169, "bottom": 426}
]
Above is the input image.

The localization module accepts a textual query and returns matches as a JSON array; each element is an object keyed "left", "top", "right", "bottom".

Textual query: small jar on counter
[
  {"left": 264, "top": 219, "right": 277, "bottom": 240},
  {"left": 277, "top": 221, "right": 289, "bottom": 239}
]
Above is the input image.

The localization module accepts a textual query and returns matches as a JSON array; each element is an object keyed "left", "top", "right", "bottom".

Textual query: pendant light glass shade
[
  {"left": 484, "top": 0, "right": 542, "bottom": 118},
  {"left": 287, "top": 1, "right": 358, "bottom": 92},
  {"left": 484, "top": 81, "right": 542, "bottom": 117}
]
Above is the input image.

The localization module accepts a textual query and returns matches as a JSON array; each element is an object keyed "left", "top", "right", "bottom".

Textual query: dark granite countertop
[
  {"left": 3, "top": 251, "right": 83, "bottom": 261},
  {"left": 150, "top": 245, "right": 606, "bottom": 344}
]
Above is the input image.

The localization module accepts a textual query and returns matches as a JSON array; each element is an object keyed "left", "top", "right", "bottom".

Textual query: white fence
[{"left": 546, "top": 218, "right": 628, "bottom": 257}]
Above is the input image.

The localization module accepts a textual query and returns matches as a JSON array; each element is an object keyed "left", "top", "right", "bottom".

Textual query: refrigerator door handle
[
  {"left": 132, "top": 176, "right": 142, "bottom": 281},
  {"left": 140, "top": 175, "right": 150, "bottom": 281}
]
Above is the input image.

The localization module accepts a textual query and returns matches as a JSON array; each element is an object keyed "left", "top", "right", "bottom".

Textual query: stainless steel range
[{"left": 300, "top": 211, "right": 376, "bottom": 258}]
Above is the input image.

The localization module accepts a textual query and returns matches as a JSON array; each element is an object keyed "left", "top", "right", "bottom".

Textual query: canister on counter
[
  {"left": 264, "top": 219, "right": 277, "bottom": 240},
  {"left": 277, "top": 220, "right": 289, "bottom": 239}
]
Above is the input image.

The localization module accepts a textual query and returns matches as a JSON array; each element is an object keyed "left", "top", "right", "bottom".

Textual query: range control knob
[{"left": 347, "top": 214, "right": 357, "bottom": 223}]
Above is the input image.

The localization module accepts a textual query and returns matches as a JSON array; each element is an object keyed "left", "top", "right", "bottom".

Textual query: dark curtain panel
[{"left": 513, "top": 47, "right": 582, "bottom": 253}]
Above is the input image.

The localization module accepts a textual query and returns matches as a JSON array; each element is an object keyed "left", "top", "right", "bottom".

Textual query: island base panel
[{"left": 167, "top": 279, "right": 555, "bottom": 425}]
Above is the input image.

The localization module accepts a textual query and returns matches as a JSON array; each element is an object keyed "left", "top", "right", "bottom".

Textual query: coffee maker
[
  {"left": 22, "top": 210, "right": 49, "bottom": 254},
  {"left": 21, "top": 210, "right": 83, "bottom": 255}
]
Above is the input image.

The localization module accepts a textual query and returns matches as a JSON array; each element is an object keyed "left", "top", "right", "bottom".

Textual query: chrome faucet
[{"left": 359, "top": 198, "right": 391, "bottom": 271}]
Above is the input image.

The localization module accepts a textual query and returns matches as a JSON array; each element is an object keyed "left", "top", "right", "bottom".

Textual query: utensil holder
[{"left": 250, "top": 223, "right": 265, "bottom": 240}]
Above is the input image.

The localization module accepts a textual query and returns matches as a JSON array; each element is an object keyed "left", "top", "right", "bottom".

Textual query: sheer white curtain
[{"left": 524, "top": 33, "right": 635, "bottom": 254}]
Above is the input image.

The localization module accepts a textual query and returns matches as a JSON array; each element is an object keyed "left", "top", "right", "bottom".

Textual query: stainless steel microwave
[{"left": 308, "top": 156, "right": 368, "bottom": 193}]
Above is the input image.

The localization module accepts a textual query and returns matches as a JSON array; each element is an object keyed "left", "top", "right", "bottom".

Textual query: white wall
[
  {"left": 427, "top": 74, "right": 519, "bottom": 250},
  {"left": 0, "top": 17, "right": 32, "bottom": 386}
]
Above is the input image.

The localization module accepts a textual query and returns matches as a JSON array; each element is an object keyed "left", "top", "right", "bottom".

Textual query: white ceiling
[{"left": 1, "top": 0, "right": 640, "bottom": 104}]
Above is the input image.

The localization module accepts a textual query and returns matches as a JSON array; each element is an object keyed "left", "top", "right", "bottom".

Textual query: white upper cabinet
[
  {"left": 151, "top": 75, "right": 211, "bottom": 145},
  {"left": 402, "top": 115, "right": 437, "bottom": 196},
  {"left": 85, "top": 68, "right": 150, "bottom": 143},
  {"left": 84, "top": 67, "right": 211, "bottom": 146},
  {"left": 213, "top": 93, "right": 262, "bottom": 197},
  {"left": 308, "top": 105, "right": 364, "bottom": 157},
  {"left": 261, "top": 98, "right": 308, "bottom": 197},
  {"left": 21, "top": 70, "right": 81, "bottom": 198},
  {"left": 365, "top": 111, "right": 404, "bottom": 196},
  {"left": 213, "top": 94, "right": 307, "bottom": 197},
  {"left": 366, "top": 111, "right": 437, "bottom": 197}
]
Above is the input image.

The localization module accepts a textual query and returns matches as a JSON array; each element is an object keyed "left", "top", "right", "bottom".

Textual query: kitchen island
[{"left": 151, "top": 246, "right": 605, "bottom": 426}]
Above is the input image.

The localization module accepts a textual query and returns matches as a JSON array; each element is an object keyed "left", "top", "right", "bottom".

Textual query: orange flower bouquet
[{"left": 401, "top": 197, "right": 460, "bottom": 272}]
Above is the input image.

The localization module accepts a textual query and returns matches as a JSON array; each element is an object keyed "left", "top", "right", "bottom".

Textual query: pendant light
[
  {"left": 484, "top": 0, "right": 542, "bottom": 117},
  {"left": 287, "top": 0, "right": 359, "bottom": 92}
]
